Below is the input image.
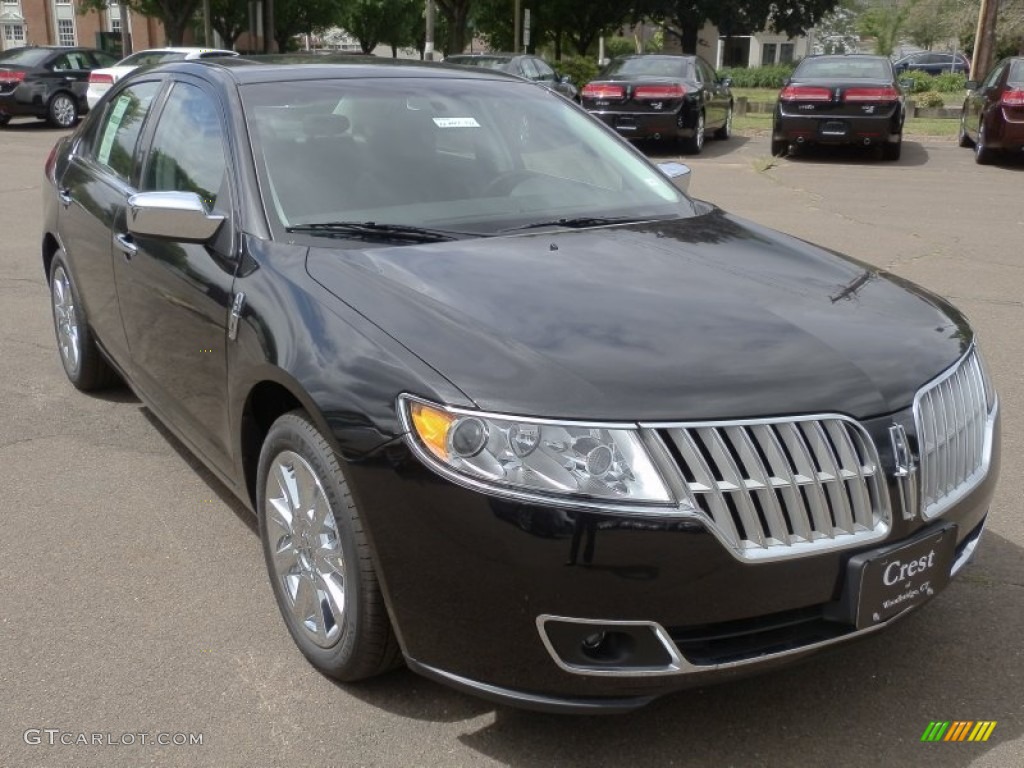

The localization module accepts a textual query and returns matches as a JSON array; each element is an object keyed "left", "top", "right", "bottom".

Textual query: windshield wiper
[
  {"left": 285, "top": 221, "right": 474, "bottom": 243},
  {"left": 501, "top": 216, "right": 648, "bottom": 233}
]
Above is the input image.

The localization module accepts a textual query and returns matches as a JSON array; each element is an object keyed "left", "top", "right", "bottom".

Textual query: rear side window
[
  {"left": 91, "top": 81, "right": 162, "bottom": 182},
  {"left": 141, "top": 82, "right": 228, "bottom": 209},
  {"left": 1010, "top": 60, "right": 1024, "bottom": 85}
]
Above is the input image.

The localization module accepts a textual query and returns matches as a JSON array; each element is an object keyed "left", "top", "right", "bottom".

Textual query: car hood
[{"left": 306, "top": 210, "right": 970, "bottom": 422}]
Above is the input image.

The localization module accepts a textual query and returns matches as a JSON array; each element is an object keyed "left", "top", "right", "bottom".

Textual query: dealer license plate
[{"left": 849, "top": 525, "right": 957, "bottom": 630}]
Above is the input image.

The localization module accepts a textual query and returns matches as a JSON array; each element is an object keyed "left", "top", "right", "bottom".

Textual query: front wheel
[
  {"left": 714, "top": 105, "right": 733, "bottom": 140},
  {"left": 680, "top": 111, "right": 705, "bottom": 155},
  {"left": 47, "top": 92, "right": 78, "bottom": 129},
  {"left": 257, "top": 411, "right": 401, "bottom": 682}
]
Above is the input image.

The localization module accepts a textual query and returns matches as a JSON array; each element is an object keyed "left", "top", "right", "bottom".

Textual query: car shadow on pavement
[
  {"left": 639, "top": 135, "right": 751, "bottom": 162},
  {"left": 2, "top": 117, "right": 74, "bottom": 132},
  {"left": 779, "top": 139, "right": 929, "bottom": 167}
]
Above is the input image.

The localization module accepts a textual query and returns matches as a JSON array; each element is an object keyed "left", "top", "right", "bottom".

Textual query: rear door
[
  {"left": 970, "top": 60, "right": 1009, "bottom": 137},
  {"left": 57, "top": 78, "right": 164, "bottom": 369},
  {"left": 696, "top": 57, "right": 726, "bottom": 128},
  {"left": 48, "top": 50, "right": 94, "bottom": 103},
  {"left": 113, "top": 76, "right": 239, "bottom": 475}
]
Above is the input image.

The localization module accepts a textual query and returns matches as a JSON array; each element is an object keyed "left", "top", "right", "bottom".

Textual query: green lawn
[{"left": 733, "top": 111, "right": 960, "bottom": 139}]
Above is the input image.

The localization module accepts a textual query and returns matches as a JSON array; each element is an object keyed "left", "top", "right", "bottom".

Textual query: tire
[
  {"left": 680, "top": 111, "right": 705, "bottom": 155},
  {"left": 714, "top": 105, "right": 733, "bottom": 140},
  {"left": 49, "top": 252, "right": 118, "bottom": 391},
  {"left": 257, "top": 411, "right": 401, "bottom": 682},
  {"left": 958, "top": 109, "right": 974, "bottom": 147},
  {"left": 0, "top": 115, "right": 10, "bottom": 128},
  {"left": 47, "top": 92, "right": 78, "bottom": 129},
  {"left": 974, "top": 121, "right": 995, "bottom": 165},
  {"left": 882, "top": 134, "right": 902, "bottom": 161},
  {"left": 770, "top": 137, "right": 788, "bottom": 157}
]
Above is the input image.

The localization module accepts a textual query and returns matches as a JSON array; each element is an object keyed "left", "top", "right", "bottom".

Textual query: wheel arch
[{"left": 42, "top": 232, "right": 60, "bottom": 282}]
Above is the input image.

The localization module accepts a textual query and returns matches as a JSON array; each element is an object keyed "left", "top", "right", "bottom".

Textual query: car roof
[
  {"left": 153, "top": 55, "right": 523, "bottom": 85},
  {"left": 613, "top": 53, "right": 695, "bottom": 60},
  {"left": 448, "top": 52, "right": 520, "bottom": 59}
]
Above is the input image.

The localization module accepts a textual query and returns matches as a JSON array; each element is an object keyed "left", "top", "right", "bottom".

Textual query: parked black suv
[{"left": 0, "top": 46, "right": 118, "bottom": 128}]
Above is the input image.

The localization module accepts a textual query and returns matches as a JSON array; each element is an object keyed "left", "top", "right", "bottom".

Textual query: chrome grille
[
  {"left": 655, "top": 417, "right": 890, "bottom": 561},
  {"left": 915, "top": 349, "right": 991, "bottom": 519}
]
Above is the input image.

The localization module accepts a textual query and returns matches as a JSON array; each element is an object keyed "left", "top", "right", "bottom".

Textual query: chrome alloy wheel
[
  {"left": 264, "top": 450, "right": 346, "bottom": 648},
  {"left": 51, "top": 265, "right": 81, "bottom": 375},
  {"left": 51, "top": 94, "right": 75, "bottom": 127},
  {"left": 695, "top": 112, "right": 705, "bottom": 151}
]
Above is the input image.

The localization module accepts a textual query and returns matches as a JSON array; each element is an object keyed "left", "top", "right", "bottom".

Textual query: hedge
[{"left": 718, "top": 64, "right": 795, "bottom": 89}]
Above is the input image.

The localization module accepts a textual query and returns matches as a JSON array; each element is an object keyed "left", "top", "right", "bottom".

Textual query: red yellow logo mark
[{"left": 921, "top": 721, "right": 997, "bottom": 742}]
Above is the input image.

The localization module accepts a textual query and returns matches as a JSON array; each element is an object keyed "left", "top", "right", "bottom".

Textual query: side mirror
[
  {"left": 560, "top": 74, "right": 574, "bottom": 85},
  {"left": 899, "top": 78, "right": 914, "bottom": 90},
  {"left": 720, "top": 77, "right": 733, "bottom": 88},
  {"left": 126, "top": 191, "right": 225, "bottom": 242},
  {"left": 657, "top": 161, "right": 692, "bottom": 194},
  {"left": 964, "top": 80, "right": 979, "bottom": 90}
]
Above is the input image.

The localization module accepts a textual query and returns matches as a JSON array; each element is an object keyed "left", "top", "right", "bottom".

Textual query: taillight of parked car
[
  {"left": 0, "top": 70, "right": 26, "bottom": 84},
  {"left": 88, "top": 72, "right": 114, "bottom": 85},
  {"left": 779, "top": 85, "right": 832, "bottom": 101},
  {"left": 582, "top": 84, "right": 625, "bottom": 100},
  {"left": 633, "top": 84, "right": 686, "bottom": 100},
  {"left": 844, "top": 87, "right": 900, "bottom": 102},
  {"left": 1001, "top": 89, "right": 1024, "bottom": 107}
]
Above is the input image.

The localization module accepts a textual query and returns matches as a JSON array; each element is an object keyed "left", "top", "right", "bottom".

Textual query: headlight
[{"left": 400, "top": 396, "right": 672, "bottom": 505}]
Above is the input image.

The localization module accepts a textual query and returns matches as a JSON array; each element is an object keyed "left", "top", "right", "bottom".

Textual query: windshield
[
  {"left": 0, "top": 48, "right": 52, "bottom": 67},
  {"left": 601, "top": 57, "right": 691, "bottom": 79},
  {"left": 242, "top": 78, "right": 693, "bottom": 238},
  {"left": 118, "top": 51, "right": 188, "bottom": 67},
  {"left": 446, "top": 56, "right": 512, "bottom": 72},
  {"left": 795, "top": 57, "right": 891, "bottom": 80}
]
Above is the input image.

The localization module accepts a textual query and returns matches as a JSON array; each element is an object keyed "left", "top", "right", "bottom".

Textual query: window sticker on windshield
[
  {"left": 432, "top": 117, "right": 480, "bottom": 128},
  {"left": 96, "top": 95, "right": 131, "bottom": 165}
]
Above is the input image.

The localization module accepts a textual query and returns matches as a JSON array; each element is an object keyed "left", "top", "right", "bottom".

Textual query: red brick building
[{"left": 1, "top": 1, "right": 165, "bottom": 54}]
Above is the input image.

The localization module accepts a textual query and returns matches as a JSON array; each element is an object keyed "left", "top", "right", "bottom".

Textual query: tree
[
  {"left": 815, "top": 4, "right": 861, "bottom": 53},
  {"left": 435, "top": 0, "right": 472, "bottom": 54},
  {"left": 644, "top": 0, "right": 841, "bottom": 54},
  {"left": 79, "top": 0, "right": 202, "bottom": 45},
  {"left": 209, "top": 0, "right": 249, "bottom": 49},
  {"left": 272, "top": 0, "right": 345, "bottom": 52},
  {"left": 858, "top": 0, "right": 911, "bottom": 56},
  {"left": 341, "top": 0, "right": 419, "bottom": 54},
  {"left": 903, "top": 0, "right": 956, "bottom": 49}
]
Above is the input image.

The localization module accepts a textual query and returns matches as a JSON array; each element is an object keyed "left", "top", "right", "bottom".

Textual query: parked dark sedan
[
  {"left": 772, "top": 55, "right": 907, "bottom": 160},
  {"left": 958, "top": 57, "right": 1024, "bottom": 164},
  {"left": 445, "top": 52, "right": 578, "bottom": 100},
  {"left": 0, "top": 45, "right": 118, "bottom": 127},
  {"left": 893, "top": 51, "right": 969, "bottom": 76},
  {"left": 42, "top": 57, "right": 999, "bottom": 713},
  {"left": 580, "top": 54, "right": 732, "bottom": 153}
]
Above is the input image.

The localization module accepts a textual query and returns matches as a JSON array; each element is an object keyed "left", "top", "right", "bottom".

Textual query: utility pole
[
  {"left": 971, "top": 0, "right": 998, "bottom": 79},
  {"left": 425, "top": 0, "right": 436, "bottom": 60},
  {"left": 514, "top": 0, "right": 521, "bottom": 53},
  {"left": 203, "top": 0, "right": 212, "bottom": 47},
  {"left": 265, "top": 0, "right": 275, "bottom": 53}
]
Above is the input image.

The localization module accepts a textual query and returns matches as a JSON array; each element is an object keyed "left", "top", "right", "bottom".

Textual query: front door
[{"left": 113, "top": 78, "right": 238, "bottom": 476}]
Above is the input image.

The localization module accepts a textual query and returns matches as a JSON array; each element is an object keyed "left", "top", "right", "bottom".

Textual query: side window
[
  {"left": 519, "top": 58, "right": 540, "bottom": 80},
  {"left": 982, "top": 62, "right": 1007, "bottom": 89},
  {"left": 91, "top": 51, "right": 118, "bottom": 68},
  {"left": 91, "top": 81, "right": 162, "bottom": 182},
  {"left": 533, "top": 58, "right": 556, "bottom": 82},
  {"left": 142, "top": 82, "right": 228, "bottom": 211},
  {"left": 50, "top": 54, "right": 72, "bottom": 71},
  {"left": 697, "top": 59, "right": 715, "bottom": 85}
]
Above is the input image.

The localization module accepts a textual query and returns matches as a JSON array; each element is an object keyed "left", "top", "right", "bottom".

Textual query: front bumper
[{"left": 348, "top": 408, "right": 999, "bottom": 712}]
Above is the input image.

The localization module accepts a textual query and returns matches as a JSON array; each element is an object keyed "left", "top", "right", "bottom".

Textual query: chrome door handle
[
  {"left": 114, "top": 232, "right": 137, "bottom": 259},
  {"left": 58, "top": 187, "right": 72, "bottom": 206}
]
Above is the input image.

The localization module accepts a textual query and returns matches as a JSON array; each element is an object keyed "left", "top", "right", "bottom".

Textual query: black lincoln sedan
[
  {"left": 0, "top": 45, "right": 118, "bottom": 128},
  {"left": 580, "top": 54, "right": 733, "bottom": 153},
  {"left": 445, "top": 52, "right": 578, "bottom": 101},
  {"left": 42, "top": 57, "right": 999, "bottom": 713},
  {"left": 772, "top": 55, "right": 907, "bottom": 160}
]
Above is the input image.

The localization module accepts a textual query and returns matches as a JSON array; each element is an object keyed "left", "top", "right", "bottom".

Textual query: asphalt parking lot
[{"left": 1, "top": 119, "right": 1021, "bottom": 768}]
